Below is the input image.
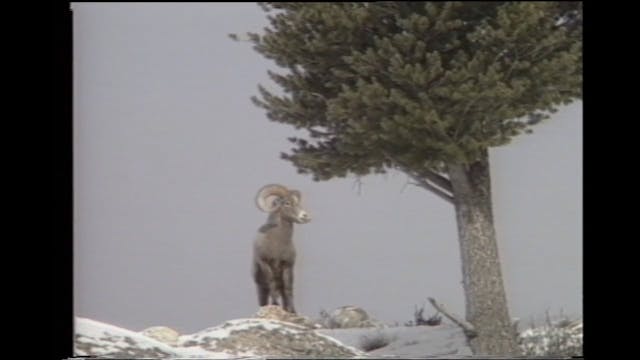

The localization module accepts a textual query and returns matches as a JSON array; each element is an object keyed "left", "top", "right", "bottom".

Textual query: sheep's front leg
[
  {"left": 254, "top": 266, "right": 269, "bottom": 306},
  {"left": 257, "top": 285, "right": 269, "bottom": 306},
  {"left": 281, "top": 265, "right": 296, "bottom": 314},
  {"left": 255, "top": 259, "right": 279, "bottom": 306}
]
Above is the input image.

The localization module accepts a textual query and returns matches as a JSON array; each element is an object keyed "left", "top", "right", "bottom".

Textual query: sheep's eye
[{"left": 284, "top": 201, "right": 291, "bottom": 206}]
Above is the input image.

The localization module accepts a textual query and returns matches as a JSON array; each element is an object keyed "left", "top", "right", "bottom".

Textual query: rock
[
  {"left": 75, "top": 318, "right": 184, "bottom": 358},
  {"left": 140, "top": 326, "right": 180, "bottom": 346},
  {"left": 321, "top": 305, "right": 385, "bottom": 329},
  {"left": 75, "top": 316, "right": 363, "bottom": 358},
  {"left": 254, "top": 305, "right": 323, "bottom": 329},
  {"left": 179, "top": 317, "right": 364, "bottom": 357}
]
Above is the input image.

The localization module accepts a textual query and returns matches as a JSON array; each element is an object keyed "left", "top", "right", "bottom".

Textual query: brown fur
[{"left": 252, "top": 185, "right": 310, "bottom": 314}]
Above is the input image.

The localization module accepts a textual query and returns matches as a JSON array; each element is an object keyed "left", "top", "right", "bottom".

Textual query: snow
[
  {"left": 76, "top": 316, "right": 361, "bottom": 357},
  {"left": 179, "top": 317, "right": 308, "bottom": 346},
  {"left": 518, "top": 319, "right": 583, "bottom": 356},
  {"left": 75, "top": 317, "right": 240, "bottom": 358},
  {"left": 75, "top": 317, "right": 179, "bottom": 354},
  {"left": 75, "top": 316, "right": 582, "bottom": 358},
  {"left": 318, "top": 323, "right": 472, "bottom": 357},
  {"left": 179, "top": 325, "right": 232, "bottom": 343},
  {"left": 316, "top": 331, "right": 368, "bottom": 355},
  {"left": 224, "top": 317, "right": 308, "bottom": 332}
]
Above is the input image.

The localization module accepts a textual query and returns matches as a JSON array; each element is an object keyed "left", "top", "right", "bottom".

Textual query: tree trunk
[{"left": 446, "top": 150, "right": 520, "bottom": 356}]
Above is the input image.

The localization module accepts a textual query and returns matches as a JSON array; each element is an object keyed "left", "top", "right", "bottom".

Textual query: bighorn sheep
[{"left": 252, "top": 184, "right": 311, "bottom": 314}]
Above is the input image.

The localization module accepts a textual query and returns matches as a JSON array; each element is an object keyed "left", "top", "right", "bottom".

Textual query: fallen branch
[{"left": 427, "top": 297, "right": 477, "bottom": 339}]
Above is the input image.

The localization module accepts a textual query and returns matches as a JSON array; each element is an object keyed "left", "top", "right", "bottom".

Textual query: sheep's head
[{"left": 256, "top": 184, "right": 311, "bottom": 224}]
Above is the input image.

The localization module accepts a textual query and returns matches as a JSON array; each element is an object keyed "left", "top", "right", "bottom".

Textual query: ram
[{"left": 252, "top": 184, "right": 311, "bottom": 314}]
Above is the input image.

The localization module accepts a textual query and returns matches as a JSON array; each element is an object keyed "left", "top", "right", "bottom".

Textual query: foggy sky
[{"left": 72, "top": 3, "right": 582, "bottom": 333}]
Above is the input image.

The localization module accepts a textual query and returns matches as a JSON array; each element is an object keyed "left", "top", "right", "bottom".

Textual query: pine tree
[{"left": 233, "top": 2, "right": 582, "bottom": 355}]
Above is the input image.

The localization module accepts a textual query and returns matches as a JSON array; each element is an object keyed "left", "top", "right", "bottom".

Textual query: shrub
[
  {"left": 518, "top": 312, "right": 583, "bottom": 357},
  {"left": 358, "top": 331, "right": 397, "bottom": 352}
]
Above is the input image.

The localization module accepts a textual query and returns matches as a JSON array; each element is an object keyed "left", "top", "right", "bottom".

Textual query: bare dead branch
[
  {"left": 400, "top": 177, "right": 411, "bottom": 193},
  {"left": 422, "top": 169, "right": 453, "bottom": 193},
  {"left": 407, "top": 174, "right": 455, "bottom": 205},
  {"left": 381, "top": 151, "right": 455, "bottom": 204},
  {"left": 428, "top": 297, "right": 477, "bottom": 339},
  {"left": 352, "top": 177, "right": 363, "bottom": 195}
]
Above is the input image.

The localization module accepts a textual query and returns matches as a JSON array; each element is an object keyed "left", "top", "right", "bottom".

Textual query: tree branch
[
  {"left": 407, "top": 173, "right": 455, "bottom": 205},
  {"left": 421, "top": 169, "right": 453, "bottom": 193},
  {"left": 427, "top": 297, "right": 477, "bottom": 339},
  {"left": 308, "top": 128, "right": 334, "bottom": 137},
  {"left": 381, "top": 151, "right": 455, "bottom": 204}
]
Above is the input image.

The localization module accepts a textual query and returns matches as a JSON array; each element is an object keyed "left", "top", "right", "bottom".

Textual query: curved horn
[
  {"left": 255, "top": 184, "right": 289, "bottom": 212},
  {"left": 289, "top": 189, "right": 302, "bottom": 204}
]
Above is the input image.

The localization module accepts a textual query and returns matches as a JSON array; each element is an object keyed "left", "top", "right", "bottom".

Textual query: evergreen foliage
[{"left": 237, "top": 2, "right": 582, "bottom": 182}]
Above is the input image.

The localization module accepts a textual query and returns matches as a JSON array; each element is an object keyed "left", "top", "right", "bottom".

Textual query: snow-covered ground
[
  {"left": 75, "top": 317, "right": 232, "bottom": 358},
  {"left": 75, "top": 316, "right": 363, "bottom": 358},
  {"left": 319, "top": 324, "right": 472, "bottom": 357},
  {"left": 75, "top": 315, "right": 582, "bottom": 358}
]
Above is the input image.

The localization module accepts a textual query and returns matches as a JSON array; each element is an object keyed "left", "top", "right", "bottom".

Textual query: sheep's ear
[{"left": 289, "top": 190, "right": 302, "bottom": 204}]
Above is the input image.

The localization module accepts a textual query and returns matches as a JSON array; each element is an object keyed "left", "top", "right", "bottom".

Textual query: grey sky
[{"left": 72, "top": 3, "right": 582, "bottom": 334}]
